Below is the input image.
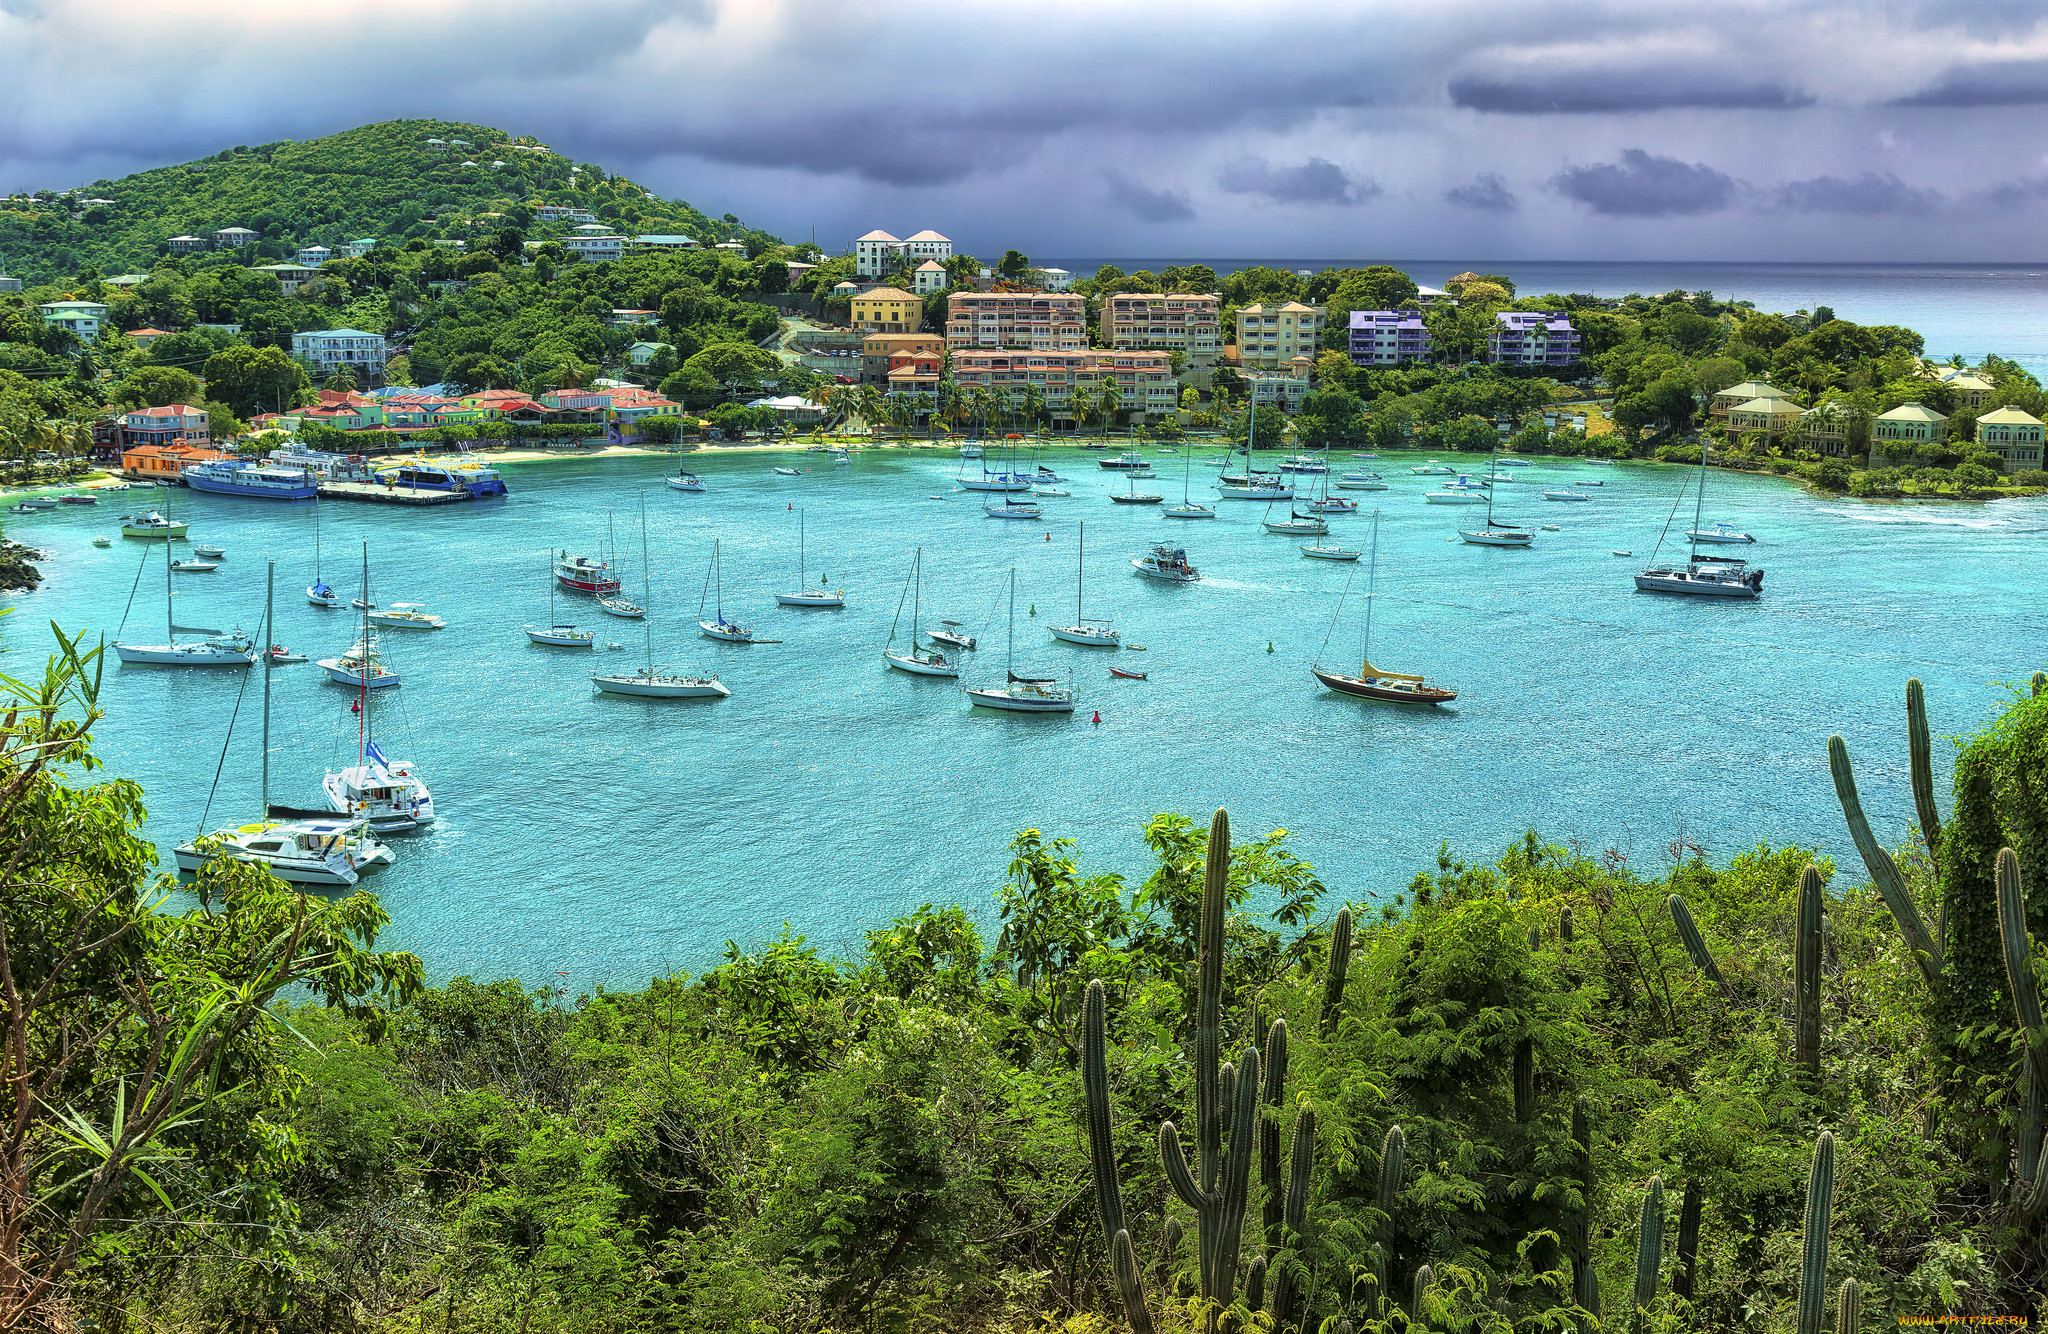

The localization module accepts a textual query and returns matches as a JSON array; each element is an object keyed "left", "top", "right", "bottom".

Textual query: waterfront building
[
  {"left": 1709, "top": 381, "right": 1794, "bottom": 417},
  {"left": 1974, "top": 405, "right": 2045, "bottom": 472},
  {"left": 1101, "top": 293, "right": 1221, "bottom": 366},
  {"left": 1944, "top": 373, "right": 1995, "bottom": 410},
  {"left": 120, "top": 442, "right": 230, "bottom": 478},
  {"left": 119, "top": 404, "right": 210, "bottom": 449},
  {"left": 854, "top": 229, "right": 952, "bottom": 278},
  {"left": 1346, "top": 310, "right": 1431, "bottom": 366},
  {"left": 1243, "top": 369, "right": 1311, "bottom": 412},
  {"left": 862, "top": 332, "right": 946, "bottom": 384},
  {"left": 949, "top": 348, "right": 1177, "bottom": 425},
  {"left": 946, "top": 291, "right": 1088, "bottom": 351},
  {"left": 1797, "top": 401, "right": 1856, "bottom": 457},
  {"left": 1872, "top": 401, "right": 1949, "bottom": 449},
  {"left": 1726, "top": 396, "right": 1805, "bottom": 439},
  {"left": 1486, "top": 311, "right": 1580, "bottom": 366},
  {"left": 292, "top": 328, "right": 388, "bottom": 376},
  {"left": 851, "top": 286, "right": 923, "bottom": 333},
  {"left": 884, "top": 349, "right": 945, "bottom": 405}
]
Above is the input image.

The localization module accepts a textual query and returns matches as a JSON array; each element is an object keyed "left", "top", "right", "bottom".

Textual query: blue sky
[{"left": 4, "top": 0, "right": 2046, "bottom": 260}]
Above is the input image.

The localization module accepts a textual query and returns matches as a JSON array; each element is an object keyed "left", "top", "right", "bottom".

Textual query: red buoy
[{"left": 1092, "top": 710, "right": 1101, "bottom": 724}]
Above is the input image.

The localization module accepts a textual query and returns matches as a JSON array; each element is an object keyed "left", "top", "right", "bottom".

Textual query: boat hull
[
  {"left": 113, "top": 642, "right": 254, "bottom": 666},
  {"left": 1131, "top": 560, "right": 1199, "bottom": 582},
  {"left": 319, "top": 660, "right": 402, "bottom": 687},
  {"left": 591, "top": 673, "right": 730, "bottom": 698},
  {"left": 1425, "top": 493, "right": 1487, "bottom": 504},
  {"left": 597, "top": 600, "right": 645, "bottom": 619},
  {"left": 525, "top": 627, "right": 595, "bottom": 646},
  {"left": 122, "top": 523, "right": 189, "bottom": 537},
  {"left": 1686, "top": 532, "right": 1754, "bottom": 544},
  {"left": 1163, "top": 506, "right": 1216, "bottom": 518},
  {"left": 1110, "top": 496, "right": 1163, "bottom": 505},
  {"left": 173, "top": 844, "right": 358, "bottom": 885},
  {"left": 1634, "top": 570, "right": 1761, "bottom": 597},
  {"left": 775, "top": 592, "right": 846, "bottom": 607},
  {"left": 1311, "top": 667, "right": 1456, "bottom": 704},
  {"left": 183, "top": 473, "right": 318, "bottom": 500},
  {"left": 884, "top": 651, "right": 960, "bottom": 677},
  {"left": 665, "top": 476, "right": 706, "bottom": 492},
  {"left": 965, "top": 687, "right": 1076, "bottom": 712},
  {"left": 960, "top": 476, "right": 1033, "bottom": 492},
  {"left": 1460, "top": 530, "right": 1534, "bottom": 546},
  {"left": 1216, "top": 487, "right": 1294, "bottom": 499},
  {"left": 1049, "top": 626, "right": 1121, "bottom": 646},
  {"left": 1301, "top": 547, "right": 1360, "bottom": 560},
  {"left": 699, "top": 620, "right": 756, "bottom": 642},
  {"left": 1336, "top": 481, "right": 1389, "bottom": 490}
]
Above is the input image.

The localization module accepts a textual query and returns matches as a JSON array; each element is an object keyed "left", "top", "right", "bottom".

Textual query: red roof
[
  {"left": 134, "top": 403, "right": 203, "bottom": 416},
  {"left": 129, "top": 327, "right": 170, "bottom": 337}
]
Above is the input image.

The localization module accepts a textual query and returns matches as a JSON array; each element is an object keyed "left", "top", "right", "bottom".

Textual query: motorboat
[
  {"left": 1278, "top": 454, "right": 1328, "bottom": 474},
  {"left": 775, "top": 510, "right": 846, "bottom": 606},
  {"left": 1312, "top": 510, "right": 1457, "bottom": 705},
  {"left": 6, "top": 504, "right": 38, "bottom": 515},
  {"left": 959, "top": 442, "right": 984, "bottom": 458},
  {"left": 60, "top": 493, "right": 97, "bottom": 505},
  {"left": 170, "top": 559, "right": 219, "bottom": 572},
  {"left": 121, "top": 510, "right": 188, "bottom": 537},
  {"left": 984, "top": 500, "right": 1042, "bottom": 519},
  {"left": 373, "top": 458, "right": 506, "bottom": 496},
  {"left": 555, "top": 553, "right": 621, "bottom": 594},
  {"left": 192, "top": 544, "right": 226, "bottom": 557},
  {"left": 525, "top": 624, "right": 596, "bottom": 647},
  {"left": 1425, "top": 489, "right": 1488, "bottom": 505},
  {"left": 1109, "top": 666, "right": 1148, "bottom": 680},
  {"left": 319, "top": 638, "right": 401, "bottom": 688},
  {"left": 92, "top": 536, "right": 111, "bottom": 547},
  {"left": 883, "top": 549, "right": 961, "bottom": 677},
  {"left": 1544, "top": 490, "right": 1591, "bottom": 502},
  {"left": 928, "top": 620, "right": 977, "bottom": 651},
  {"left": 1131, "top": 544, "right": 1200, "bottom": 583},
  {"left": 1687, "top": 522, "right": 1755, "bottom": 544},
  {"left": 1033, "top": 486, "right": 1071, "bottom": 497},
  {"left": 1410, "top": 462, "right": 1456, "bottom": 475},
  {"left": 599, "top": 597, "right": 645, "bottom": 618},
  {"left": 1635, "top": 558, "right": 1764, "bottom": 597},
  {"left": 1445, "top": 474, "right": 1490, "bottom": 490},
  {"left": 367, "top": 603, "right": 447, "bottom": 629},
  {"left": 183, "top": 459, "right": 320, "bottom": 500},
  {"left": 666, "top": 470, "right": 707, "bottom": 492},
  {"left": 267, "top": 644, "right": 308, "bottom": 663},
  {"left": 324, "top": 745, "right": 437, "bottom": 832},
  {"left": 1034, "top": 465, "right": 1067, "bottom": 483},
  {"left": 1301, "top": 545, "right": 1361, "bottom": 561},
  {"left": 965, "top": 570, "right": 1077, "bottom": 713},
  {"left": 772, "top": 466, "right": 803, "bottom": 476},
  {"left": 174, "top": 816, "right": 392, "bottom": 886},
  {"left": 351, "top": 598, "right": 374, "bottom": 610},
  {"left": 1097, "top": 452, "right": 1149, "bottom": 470},
  {"left": 1497, "top": 459, "right": 1532, "bottom": 468},
  {"left": 1351, "top": 452, "right": 1378, "bottom": 459},
  {"left": 16, "top": 496, "right": 59, "bottom": 509}
]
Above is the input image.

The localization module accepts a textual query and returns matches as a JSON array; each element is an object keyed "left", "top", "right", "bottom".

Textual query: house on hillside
[
  {"left": 291, "top": 328, "right": 388, "bottom": 376},
  {"left": 255, "top": 262, "right": 319, "bottom": 293},
  {"left": 165, "top": 235, "right": 209, "bottom": 256},
  {"left": 1236, "top": 302, "right": 1324, "bottom": 370},
  {"left": 852, "top": 287, "right": 923, "bottom": 334},
  {"left": 1975, "top": 405, "right": 2045, "bottom": 472},
  {"left": 1871, "top": 402, "right": 1949, "bottom": 462},
  {"left": 37, "top": 300, "right": 109, "bottom": 341},
  {"left": 1709, "top": 381, "right": 1793, "bottom": 417},
  {"left": 213, "top": 226, "right": 258, "bottom": 249},
  {"left": 296, "top": 245, "right": 334, "bottom": 268},
  {"left": 1726, "top": 395, "right": 1805, "bottom": 439},
  {"left": 563, "top": 235, "right": 624, "bottom": 263}
]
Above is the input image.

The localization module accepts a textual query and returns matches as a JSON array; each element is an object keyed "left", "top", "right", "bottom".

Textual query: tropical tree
[{"left": 1095, "top": 379, "right": 1123, "bottom": 435}]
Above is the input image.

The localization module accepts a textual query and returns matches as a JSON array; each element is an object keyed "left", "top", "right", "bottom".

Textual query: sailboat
[
  {"left": 319, "top": 545, "right": 402, "bottom": 687},
  {"left": 1214, "top": 397, "right": 1294, "bottom": 499},
  {"left": 594, "top": 501, "right": 730, "bottom": 697},
  {"left": 1636, "top": 444, "right": 1764, "bottom": 597},
  {"left": 323, "top": 602, "right": 436, "bottom": 833},
  {"left": 111, "top": 539, "right": 256, "bottom": 665},
  {"left": 1109, "top": 471, "right": 1163, "bottom": 505},
  {"left": 1262, "top": 487, "right": 1329, "bottom": 535},
  {"left": 1459, "top": 441, "right": 1534, "bottom": 546},
  {"left": 525, "top": 549, "right": 596, "bottom": 646},
  {"left": 1304, "top": 453, "right": 1358, "bottom": 512},
  {"left": 964, "top": 570, "right": 1077, "bottom": 713},
  {"left": 307, "top": 502, "right": 341, "bottom": 606},
  {"left": 699, "top": 539, "right": 764, "bottom": 641},
  {"left": 775, "top": 509, "right": 846, "bottom": 606},
  {"left": 175, "top": 562, "right": 396, "bottom": 885},
  {"left": 1049, "top": 522, "right": 1121, "bottom": 646},
  {"left": 882, "top": 547, "right": 959, "bottom": 677},
  {"left": 1310, "top": 511, "right": 1457, "bottom": 705},
  {"left": 599, "top": 513, "right": 645, "bottom": 617},
  {"left": 1163, "top": 440, "right": 1215, "bottom": 518}
]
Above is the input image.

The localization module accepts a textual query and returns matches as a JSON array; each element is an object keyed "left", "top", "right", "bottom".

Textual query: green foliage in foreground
[{"left": 6, "top": 653, "right": 2048, "bottom": 1332}]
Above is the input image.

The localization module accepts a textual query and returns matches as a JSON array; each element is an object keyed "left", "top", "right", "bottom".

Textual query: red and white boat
[{"left": 555, "top": 553, "right": 620, "bottom": 595}]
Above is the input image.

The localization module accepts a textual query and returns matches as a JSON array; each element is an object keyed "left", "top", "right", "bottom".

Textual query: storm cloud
[{"left": 4, "top": 0, "right": 2048, "bottom": 259}]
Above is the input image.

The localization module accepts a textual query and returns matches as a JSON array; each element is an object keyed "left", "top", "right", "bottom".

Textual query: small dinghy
[
  {"left": 170, "top": 559, "right": 218, "bottom": 572},
  {"left": 1612, "top": 550, "right": 1634, "bottom": 557},
  {"left": 92, "top": 536, "right": 112, "bottom": 547},
  {"left": 772, "top": 467, "right": 803, "bottom": 476},
  {"left": 1109, "top": 666, "right": 1148, "bottom": 680},
  {"left": 267, "top": 644, "right": 308, "bottom": 663},
  {"left": 192, "top": 544, "right": 226, "bottom": 557}
]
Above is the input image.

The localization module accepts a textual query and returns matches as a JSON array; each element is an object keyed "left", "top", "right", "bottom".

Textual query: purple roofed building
[
  {"left": 1487, "top": 311, "right": 1581, "bottom": 367},
  {"left": 1347, "top": 309, "right": 1432, "bottom": 366}
]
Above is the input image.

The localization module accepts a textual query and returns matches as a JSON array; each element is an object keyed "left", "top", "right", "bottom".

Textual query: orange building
[
  {"left": 120, "top": 443, "right": 232, "bottom": 478},
  {"left": 948, "top": 348, "right": 1177, "bottom": 425}
]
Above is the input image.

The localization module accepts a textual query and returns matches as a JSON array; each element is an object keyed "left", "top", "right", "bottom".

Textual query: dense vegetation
[{"left": 5, "top": 621, "right": 2047, "bottom": 1333}]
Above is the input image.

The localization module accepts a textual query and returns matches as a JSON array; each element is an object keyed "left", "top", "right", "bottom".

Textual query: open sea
[{"left": 6, "top": 445, "right": 2044, "bottom": 990}]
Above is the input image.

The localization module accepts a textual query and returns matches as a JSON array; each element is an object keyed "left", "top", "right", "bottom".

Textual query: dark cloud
[
  {"left": 1770, "top": 171, "right": 1942, "bottom": 214},
  {"left": 1216, "top": 156, "right": 1378, "bottom": 206},
  {"left": 1889, "top": 59, "right": 2048, "bottom": 106},
  {"left": 1551, "top": 149, "right": 1739, "bottom": 217},
  {"left": 679, "top": 123, "right": 1001, "bottom": 187},
  {"left": 1444, "top": 173, "right": 1517, "bottom": 212},
  {"left": 1980, "top": 176, "right": 2048, "bottom": 206},
  {"left": 1102, "top": 172, "right": 1194, "bottom": 223},
  {"left": 1450, "top": 72, "right": 1813, "bottom": 115}
]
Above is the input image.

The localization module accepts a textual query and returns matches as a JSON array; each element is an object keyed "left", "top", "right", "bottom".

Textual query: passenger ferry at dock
[
  {"left": 182, "top": 460, "right": 320, "bottom": 500},
  {"left": 372, "top": 459, "right": 508, "bottom": 497}
]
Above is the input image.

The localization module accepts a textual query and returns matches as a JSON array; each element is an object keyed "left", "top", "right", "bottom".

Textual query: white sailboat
[
  {"left": 324, "top": 559, "right": 436, "bottom": 832},
  {"left": 319, "top": 546, "right": 403, "bottom": 687},
  {"left": 176, "top": 562, "right": 396, "bottom": 885},
  {"left": 525, "top": 549, "right": 596, "bottom": 646},
  {"left": 964, "top": 570, "right": 1077, "bottom": 713},
  {"left": 666, "top": 467, "right": 707, "bottom": 492},
  {"left": 308, "top": 503, "right": 341, "bottom": 606},
  {"left": 594, "top": 502, "right": 730, "bottom": 696},
  {"left": 775, "top": 509, "right": 846, "bottom": 606},
  {"left": 111, "top": 540, "right": 256, "bottom": 666},
  {"left": 599, "top": 513, "right": 646, "bottom": 617},
  {"left": 1164, "top": 442, "right": 1215, "bottom": 518},
  {"left": 1637, "top": 445, "right": 1765, "bottom": 598},
  {"left": 1049, "top": 522, "right": 1121, "bottom": 647},
  {"left": 882, "top": 547, "right": 960, "bottom": 677},
  {"left": 699, "top": 539, "right": 764, "bottom": 641},
  {"left": 1459, "top": 442, "right": 1534, "bottom": 546}
]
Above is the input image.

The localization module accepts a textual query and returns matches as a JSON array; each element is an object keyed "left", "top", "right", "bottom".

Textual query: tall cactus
[
  {"left": 1318, "top": 905, "right": 1352, "bottom": 1036},
  {"left": 1271, "top": 1109, "right": 1317, "bottom": 1326},
  {"left": 1378, "top": 1124, "right": 1405, "bottom": 1315},
  {"left": 1672, "top": 1180, "right": 1702, "bottom": 1299},
  {"left": 1513, "top": 1037, "right": 1537, "bottom": 1123},
  {"left": 1828, "top": 734, "right": 1944, "bottom": 991},
  {"left": 1411, "top": 1263, "right": 1435, "bottom": 1321},
  {"left": 1572, "top": 1256, "right": 1600, "bottom": 1323},
  {"left": 1632, "top": 1176, "right": 1664, "bottom": 1324},
  {"left": 1561, "top": 905, "right": 1575, "bottom": 943},
  {"left": 1259, "top": 1020, "right": 1289, "bottom": 1251},
  {"left": 1667, "top": 894, "right": 1734, "bottom": 1001},
  {"left": 1997, "top": 849, "right": 2048, "bottom": 1106},
  {"left": 1835, "top": 1277, "right": 1861, "bottom": 1334},
  {"left": 1906, "top": 678, "right": 1943, "bottom": 856},
  {"left": 1796, "top": 1132, "right": 1836, "bottom": 1334},
  {"left": 1570, "top": 1096, "right": 1594, "bottom": 1283},
  {"left": 2034, "top": 670, "right": 2046, "bottom": 698},
  {"left": 1795, "top": 865, "right": 1825, "bottom": 1078},
  {"left": 1082, "top": 979, "right": 1156, "bottom": 1334}
]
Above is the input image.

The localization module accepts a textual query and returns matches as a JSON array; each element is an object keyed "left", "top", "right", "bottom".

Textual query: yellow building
[{"left": 851, "top": 286, "right": 923, "bottom": 334}]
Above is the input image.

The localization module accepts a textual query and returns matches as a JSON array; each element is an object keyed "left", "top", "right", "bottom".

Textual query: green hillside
[{"left": 0, "top": 119, "right": 773, "bottom": 284}]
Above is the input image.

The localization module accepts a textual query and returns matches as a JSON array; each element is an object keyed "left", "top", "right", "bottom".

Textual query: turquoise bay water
[{"left": 6, "top": 449, "right": 2045, "bottom": 989}]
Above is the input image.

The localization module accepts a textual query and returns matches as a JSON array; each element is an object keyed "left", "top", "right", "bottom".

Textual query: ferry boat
[
  {"left": 555, "top": 554, "right": 622, "bottom": 594},
  {"left": 373, "top": 460, "right": 508, "bottom": 497},
  {"left": 1131, "top": 544, "right": 1200, "bottom": 582},
  {"left": 182, "top": 460, "right": 320, "bottom": 500}
]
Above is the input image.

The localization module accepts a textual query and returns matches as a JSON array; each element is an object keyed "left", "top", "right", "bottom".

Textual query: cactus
[
  {"left": 1318, "top": 905, "right": 1352, "bottom": 1036},
  {"left": 1271, "top": 1109, "right": 1316, "bottom": 1325},
  {"left": 1632, "top": 1176, "right": 1664, "bottom": 1322},
  {"left": 1570, "top": 1097, "right": 1593, "bottom": 1280},
  {"left": 1796, "top": 1132, "right": 1836, "bottom": 1334},
  {"left": 1219, "top": 1061, "right": 1237, "bottom": 1146},
  {"left": 1411, "top": 1263, "right": 1434, "bottom": 1319},
  {"left": 1377, "top": 1123, "right": 1405, "bottom": 1298},
  {"left": 1572, "top": 1255, "right": 1600, "bottom": 1322},
  {"left": 2034, "top": 670, "right": 2046, "bottom": 698},
  {"left": 1513, "top": 1037, "right": 1537, "bottom": 1122},
  {"left": 1795, "top": 865, "right": 1825, "bottom": 1078},
  {"left": 1528, "top": 924, "right": 1543, "bottom": 951},
  {"left": 1245, "top": 1256, "right": 1266, "bottom": 1312},
  {"left": 1110, "top": 1230, "right": 1158, "bottom": 1334},
  {"left": 1834, "top": 1278, "right": 1860, "bottom": 1334},
  {"left": 1260, "top": 1020, "right": 1289, "bottom": 1251},
  {"left": 1673, "top": 1180, "right": 1701, "bottom": 1299},
  {"left": 1083, "top": 980, "right": 1155, "bottom": 1332},
  {"left": 1997, "top": 849, "right": 2048, "bottom": 1104},
  {"left": 1828, "top": 734, "right": 1944, "bottom": 991},
  {"left": 1906, "top": 679, "right": 1943, "bottom": 856},
  {"left": 1667, "top": 894, "right": 1734, "bottom": 1001},
  {"left": 1561, "top": 905, "right": 1575, "bottom": 943},
  {"left": 1162, "top": 1216, "right": 1183, "bottom": 1266}
]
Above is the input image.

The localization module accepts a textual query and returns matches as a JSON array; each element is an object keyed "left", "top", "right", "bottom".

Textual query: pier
[{"left": 317, "top": 481, "right": 475, "bottom": 506}]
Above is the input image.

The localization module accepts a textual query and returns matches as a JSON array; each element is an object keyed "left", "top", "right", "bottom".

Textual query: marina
[{"left": 10, "top": 442, "right": 2047, "bottom": 986}]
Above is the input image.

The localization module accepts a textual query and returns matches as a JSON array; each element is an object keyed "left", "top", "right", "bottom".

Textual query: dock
[{"left": 317, "top": 481, "right": 474, "bottom": 506}]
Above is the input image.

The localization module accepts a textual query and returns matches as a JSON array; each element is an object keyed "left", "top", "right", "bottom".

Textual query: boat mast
[
  {"left": 799, "top": 509, "right": 806, "bottom": 585},
  {"left": 262, "top": 560, "right": 273, "bottom": 808},
  {"left": 1007, "top": 568, "right": 1016, "bottom": 676},
  {"left": 163, "top": 537, "right": 173, "bottom": 646},
  {"left": 1363, "top": 509, "right": 1380, "bottom": 670},
  {"left": 1691, "top": 444, "right": 1709, "bottom": 561},
  {"left": 358, "top": 541, "right": 370, "bottom": 766},
  {"left": 911, "top": 547, "right": 921, "bottom": 647},
  {"left": 640, "top": 494, "right": 652, "bottom": 674},
  {"left": 1076, "top": 521, "right": 1085, "bottom": 623}
]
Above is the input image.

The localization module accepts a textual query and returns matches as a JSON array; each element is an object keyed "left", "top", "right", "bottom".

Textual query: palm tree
[
  {"left": 913, "top": 392, "right": 937, "bottom": 434},
  {"left": 989, "top": 387, "right": 1013, "bottom": 436},
  {"left": 1095, "top": 380, "right": 1123, "bottom": 437},
  {"left": 1019, "top": 383, "right": 1047, "bottom": 432},
  {"left": 968, "top": 386, "right": 993, "bottom": 438},
  {"left": 852, "top": 384, "right": 884, "bottom": 435},
  {"left": 886, "top": 393, "right": 913, "bottom": 434},
  {"left": 1069, "top": 387, "right": 1094, "bottom": 439}
]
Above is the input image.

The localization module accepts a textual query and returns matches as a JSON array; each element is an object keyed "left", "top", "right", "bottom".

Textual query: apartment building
[
  {"left": 119, "top": 404, "right": 211, "bottom": 448},
  {"left": 1101, "top": 293, "right": 1221, "bottom": 366},
  {"left": 255, "top": 262, "right": 319, "bottom": 293},
  {"left": 1235, "top": 302, "right": 1323, "bottom": 369},
  {"left": 946, "top": 291, "right": 1088, "bottom": 351},
  {"left": 1975, "top": 406, "right": 2045, "bottom": 471},
  {"left": 884, "top": 348, "right": 944, "bottom": 402},
  {"left": 1797, "top": 401, "right": 1855, "bottom": 458},
  {"left": 853, "top": 229, "right": 952, "bottom": 278},
  {"left": 1242, "top": 371, "right": 1310, "bottom": 413},
  {"left": 1872, "top": 402, "right": 1948, "bottom": 446},
  {"left": 948, "top": 349, "right": 1178, "bottom": 424},
  {"left": 563, "top": 234, "right": 625, "bottom": 263},
  {"left": 913, "top": 260, "right": 950, "bottom": 295},
  {"left": 291, "top": 328, "right": 388, "bottom": 375},
  {"left": 296, "top": 244, "right": 334, "bottom": 268},
  {"left": 534, "top": 205, "right": 598, "bottom": 223},
  {"left": 851, "top": 287, "right": 923, "bottom": 333},
  {"left": 1486, "top": 311, "right": 1581, "bottom": 366},
  {"left": 1346, "top": 310, "right": 1432, "bottom": 366},
  {"left": 862, "top": 332, "right": 946, "bottom": 384},
  {"left": 37, "top": 300, "right": 108, "bottom": 341},
  {"left": 213, "top": 226, "right": 258, "bottom": 249},
  {"left": 1726, "top": 396, "right": 1804, "bottom": 437}
]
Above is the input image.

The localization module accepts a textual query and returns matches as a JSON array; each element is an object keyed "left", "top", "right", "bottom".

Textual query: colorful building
[
  {"left": 851, "top": 287, "right": 923, "bottom": 334},
  {"left": 1235, "top": 302, "right": 1324, "bottom": 369},
  {"left": 1486, "top": 312, "right": 1581, "bottom": 367},
  {"left": 1974, "top": 405, "right": 2044, "bottom": 472},
  {"left": 948, "top": 349, "right": 1178, "bottom": 425},
  {"left": 1346, "top": 310, "right": 1431, "bottom": 366},
  {"left": 946, "top": 292, "right": 1087, "bottom": 351},
  {"left": 1101, "top": 293, "right": 1221, "bottom": 367}
]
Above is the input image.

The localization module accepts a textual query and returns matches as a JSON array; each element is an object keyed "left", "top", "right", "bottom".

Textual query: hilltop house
[
  {"left": 854, "top": 229, "right": 952, "bottom": 279},
  {"left": 213, "top": 226, "right": 258, "bottom": 249},
  {"left": 563, "top": 234, "right": 624, "bottom": 263},
  {"left": 165, "top": 235, "right": 209, "bottom": 256},
  {"left": 255, "top": 262, "right": 319, "bottom": 293},
  {"left": 1709, "top": 381, "right": 1794, "bottom": 417},
  {"left": 37, "top": 300, "right": 109, "bottom": 341}
]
